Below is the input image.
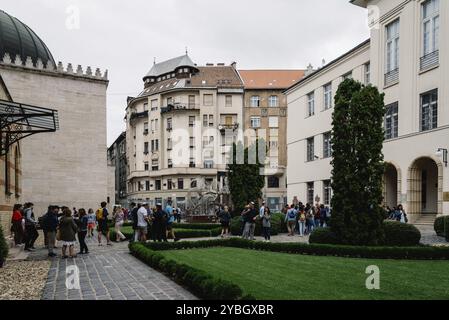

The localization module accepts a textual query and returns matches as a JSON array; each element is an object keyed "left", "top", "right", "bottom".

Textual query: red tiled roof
[{"left": 239, "top": 70, "right": 305, "bottom": 89}]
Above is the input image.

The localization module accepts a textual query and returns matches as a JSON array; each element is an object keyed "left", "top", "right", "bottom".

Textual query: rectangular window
[
  {"left": 178, "top": 178, "right": 184, "bottom": 190},
  {"left": 204, "top": 160, "right": 214, "bottom": 169},
  {"left": 167, "top": 179, "right": 173, "bottom": 190},
  {"left": 167, "top": 138, "right": 172, "bottom": 150},
  {"left": 167, "top": 97, "right": 174, "bottom": 105},
  {"left": 144, "top": 142, "right": 149, "bottom": 154},
  {"left": 307, "top": 92, "right": 315, "bottom": 116},
  {"left": 209, "top": 115, "right": 214, "bottom": 127},
  {"left": 421, "top": 0, "right": 440, "bottom": 70},
  {"left": 155, "top": 180, "right": 161, "bottom": 191},
  {"left": 364, "top": 63, "right": 371, "bottom": 85},
  {"left": 307, "top": 182, "right": 314, "bottom": 205},
  {"left": 190, "top": 137, "right": 195, "bottom": 148},
  {"left": 324, "top": 83, "right": 332, "bottom": 110},
  {"left": 144, "top": 162, "right": 149, "bottom": 171},
  {"left": 342, "top": 72, "right": 353, "bottom": 80},
  {"left": 323, "top": 132, "right": 332, "bottom": 158},
  {"left": 225, "top": 116, "right": 233, "bottom": 126},
  {"left": 307, "top": 137, "right": 315, "bottom": 162},
  {"left": 144, "top": 122, "right": 149, "bottom": 135},
  {"left": 225, "top": 95, "right": 232, "bottom": 107},
  {"left": 323, "top": 180, "right": 332, "bottom": 206},
  {"left": 151, "top": 99, "right": 158, "bottom": 111},
  {"left": 145, "top": 181, "right": 150, "bottom": 191},
  {"left": 385, "top": 102, "right": 399, "bottom": 139},
  {"left": 188, "top": 95, "right": 196, "bottom": 108},
  {"left": 421, "top": 89, "right": 438, "bottom": 131},
  {"left": 167, "top": 118, "right": 172, "bottom": 131},
  {"left": 250, "top": 116, "right": 261, "bottom": 128},
  {"left": 152, "top": 159, "right": 159, "bottom": 171},
  {"left": 269, "top": 117, "right": 279, "bottom": 128},
  {"left": 155, "top": 139, "right": 159, "bottom": 151},
  {"left": 203, "top": 115, "right": 208, "bottom": 127},
  {"left": 267, "top": 176, "right": 280, "bottom": 188},
  {"left": 250, "top": 96, "right": 260, "bottom": 108},
  {"left": 189, "top": 116, "right": 195, "bottom": 127},
  {"left": 189, "top": 158, "right": 196, "bottom": 168},
  {"left": 203, "top": 94, "right": 213, "bottom": 106},
  {"left": 168, "top": 158, "right": 173, "bottom": 168},
  {"left": 143, "top": 103, "right": 148, "bottom": 111},
  {"left": 385, "top": 19, "right": 400, "bottom": 82},
  {"left": 269, "top": 95, "right": 278, "bottom": 107}
]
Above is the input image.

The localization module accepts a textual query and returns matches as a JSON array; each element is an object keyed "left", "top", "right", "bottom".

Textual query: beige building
[
  {"left": 126, "top": 55, "right": 244, "bottom": 213},
  {"left": 286, "top": 0, "right": 449, "bottom": 222},
  {"left": 0, "top": 10, "right": 109, "bottom": 216},
  {"left": 239, "top": 70, "right": 305, "bottom": 211}
]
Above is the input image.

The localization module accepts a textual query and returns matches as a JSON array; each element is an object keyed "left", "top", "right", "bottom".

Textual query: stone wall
[{"left": 0, "top": 62, "right": 109, "bottom": 217}]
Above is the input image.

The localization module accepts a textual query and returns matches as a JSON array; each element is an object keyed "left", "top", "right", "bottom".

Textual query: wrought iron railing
[
  {"left": 384, "top": 68, "right": 399, "bottom": 86},
  {"left": 420, "top": 50, "right": 439, "bottom": 71}
]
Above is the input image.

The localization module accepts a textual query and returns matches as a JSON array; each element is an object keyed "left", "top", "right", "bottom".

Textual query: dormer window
[{"left": 184, "top": 68, "right": 189, "bottom": 73}]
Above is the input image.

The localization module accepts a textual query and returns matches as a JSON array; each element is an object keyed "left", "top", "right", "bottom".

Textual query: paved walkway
[{"left": 35, "top": 236, "right": 196, "bottom": 301}]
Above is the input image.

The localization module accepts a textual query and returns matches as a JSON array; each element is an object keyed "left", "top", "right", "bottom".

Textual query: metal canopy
[{"left": 0, "top": 99, "right": 59, "bottom": 155}]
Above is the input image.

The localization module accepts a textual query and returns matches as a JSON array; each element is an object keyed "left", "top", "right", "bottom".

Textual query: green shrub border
[
  {"left": 434, "top": 216, "right": 445, "bottom": 237},
  {"left": 444, "top": 216, "right": 449, "bottom": 242},
  {"left": 110, "top": 226, "right": 222, "bottom": 242},
  {"left": 0, "top": 224, "right": 8, "bottom": 266},
  {"left": 141, "top": 238, "right": 449, "bottom": 260},
  {"left": 129, "top": 242, "right": 253, "bottom": 300}
]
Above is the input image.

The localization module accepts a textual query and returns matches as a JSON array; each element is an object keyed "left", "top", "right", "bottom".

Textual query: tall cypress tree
[
  {"left": 228, "top": 140, "right": 265, "bottom": 213},
  {"left": 330, "top": 79, "right": 386, "bottom": 245}
]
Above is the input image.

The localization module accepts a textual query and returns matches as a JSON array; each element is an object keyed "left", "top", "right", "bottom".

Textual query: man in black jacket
[
  {"left": 129, "top": 203, "right": 139, "bottom": 243},
  {"left": 42, "top": 205, "right": 59, "bottom": 257},
  {"left": 153, "top": 203, "right": 168, "bottom": 242}
]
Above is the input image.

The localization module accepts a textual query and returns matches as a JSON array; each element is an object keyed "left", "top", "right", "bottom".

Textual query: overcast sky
[{"left": 2, "top": 0, "right": 369, "bottom": 146}]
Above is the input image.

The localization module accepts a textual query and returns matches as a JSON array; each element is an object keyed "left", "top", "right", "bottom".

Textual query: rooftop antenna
[
  {"left": 153, "top": 57, "right": 156, "bottom": 65},
  {"left": 185, "top": 46, "right": 188, "bottom": 55}
]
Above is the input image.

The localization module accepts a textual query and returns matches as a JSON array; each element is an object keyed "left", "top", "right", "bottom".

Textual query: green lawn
[{"left": 160, "top": 247, "right": 449, "bottom": 300}]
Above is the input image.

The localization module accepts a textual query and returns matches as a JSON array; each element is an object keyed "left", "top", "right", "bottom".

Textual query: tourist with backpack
[
  {"left": 96, "top": 201, "right": 112, "bottom": 246},
  {"left": 298, "top": 208, "right": 306, "bottom": 237},
  {"left": 87, "top": 209, "right": 96, "bottom": 237},
  {"left": 58, "top": 208, "right": 78, "bottom": 258},
  {"left": 305, "top": 204, "right": 315, "bottom": 235},
  {"left": 285, "top": 204, "right": 298, "bottom": 236}
]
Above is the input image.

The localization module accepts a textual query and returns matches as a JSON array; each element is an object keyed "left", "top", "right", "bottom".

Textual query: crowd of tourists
[
  {"left": 385, "top": 204, "right": 409, "bottom": 223},
  {"left": 238, "top": 201, "right": 331, "bottom": 241},
  {"left": 127, "top": 201, "right": 182, "bottom": 243},
  {"left": 10, "top": 200, "right": 185, "bottom": 258}
]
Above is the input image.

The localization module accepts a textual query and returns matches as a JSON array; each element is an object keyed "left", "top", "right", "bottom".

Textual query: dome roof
[{"left": 0, "top": 10, "right": 55, "bottom": 68}]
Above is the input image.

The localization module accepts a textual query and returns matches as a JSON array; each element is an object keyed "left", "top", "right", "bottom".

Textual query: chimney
[
  {"left": 231, "top": 61, "right": 237, "bottom": 69},
  {"left": 206, "top": 63, "right": 214, "bottom": 66},
  {"left": 217, "top": 63, "right": 225, "bottom": 66}
]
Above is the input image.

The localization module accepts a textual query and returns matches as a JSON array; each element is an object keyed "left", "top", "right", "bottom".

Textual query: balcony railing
[
  {"left": 420, "top": 50, "right": 439, "bottom": 71},
  {"left": 218, "top": 123, "right": 239, "bottom": 133},
  {"left": 129, "top": 111, "right": 149, "bottom": 122},
  {"left": 384, "top": 68, "right": 399, "bottom": 86},
  {"left": 161, "top": 103, "right": 200, "bottom": 114}
]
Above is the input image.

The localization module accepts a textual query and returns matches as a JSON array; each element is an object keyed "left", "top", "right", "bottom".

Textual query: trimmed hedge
[
  {"left": 230, "top": 213, "right": 287, "bottom": 237},
  {"left": 434, "top": 216, "right": 445, "bottom": 237},
  {"left": 445, "top": 216, "right": 449, "bottom": 242},
  {"left": 142, "top": 237, "right": 449, "bottom": 260},
  {"left": 0, "top": 225, "right": 8, "bottom": 267},
  {"left": 172, "top": 223, "right": 221, "bottom": 230},
  {"left": 129, "top": 242, "right": 249, "bottom": 300},
  {"left": 310, "top": 221, "right": 421, "bottom": 247},
  {"left": 384, "top": 221, "right": 421, "bottom": 246},
  {"left": 110, "top": 226, "right": 222, "bottom": 242}
]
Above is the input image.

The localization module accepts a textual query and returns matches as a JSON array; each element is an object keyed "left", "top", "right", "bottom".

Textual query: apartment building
[
  {"left": 286, "top": 0, "right": 449, "bottom": 221},
  {"left": 239, "top": 70, "right": 305, "bottom": 211},
  {"left": 126, "top": 55, "right": 244, "bottom": 213}
]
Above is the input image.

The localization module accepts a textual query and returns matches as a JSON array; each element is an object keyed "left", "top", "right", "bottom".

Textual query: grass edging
[
  {"left": 143, "top": 238, "right": 449, "bottom": 260},
  {"left": 129, "top": 242, "right": 253, "bottom": 300}
]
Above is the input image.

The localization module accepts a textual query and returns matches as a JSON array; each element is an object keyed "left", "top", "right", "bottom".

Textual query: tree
[
  {"left": 228, "top": 140, "right": 266, "bottom": 213},
  {"left": 330, "top": 79, "right": 386, "bottom": 245}
]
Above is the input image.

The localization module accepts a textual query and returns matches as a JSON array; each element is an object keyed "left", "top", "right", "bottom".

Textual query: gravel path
[{"left": 0, "top": 260, "right": 51, "bottom": 300}]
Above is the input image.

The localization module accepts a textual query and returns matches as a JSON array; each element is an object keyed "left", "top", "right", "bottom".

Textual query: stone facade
[
  {"left": 0, "top": 59, "right": 109, "bottom": 216},
  {"left": 287, "top": 0, "right": 449, "bottom": 221},
  {"left": 107, "top": 132, "right": 127, "bottom": 207}
]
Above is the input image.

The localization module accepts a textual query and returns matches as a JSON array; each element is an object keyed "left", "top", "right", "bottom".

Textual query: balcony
[
  {"left": 129, "top": 111, "right": 149, "bottom": 123},
  {"left": 161, "top": 103, "right": 200, "bottom": 114},
  {"left": 384, "top": 68, "right": 399, "bottom": 87},
  {"left": 420, "top": 50, "right": 439, "bottom": 72},
  {"left": 218, "top": 123, "right": 239, "bottom": 134}
]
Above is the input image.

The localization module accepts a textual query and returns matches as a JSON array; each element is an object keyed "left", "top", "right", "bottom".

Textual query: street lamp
[{"left": 436, "top": 148, "right": 448, "bottom": 167}]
